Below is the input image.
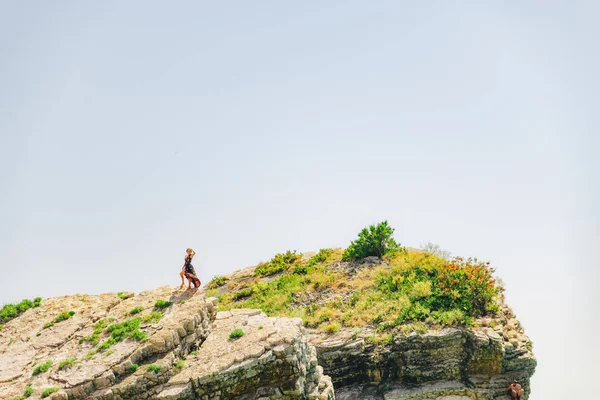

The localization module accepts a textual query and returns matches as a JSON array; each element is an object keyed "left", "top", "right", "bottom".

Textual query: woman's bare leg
[{"left": 180, "top": 270, "right": 186, "bottom": 287}]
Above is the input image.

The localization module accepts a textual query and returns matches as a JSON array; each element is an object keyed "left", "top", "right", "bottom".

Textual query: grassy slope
[{"left": 208, "top": 247, "right": 504, "bottom": 339}]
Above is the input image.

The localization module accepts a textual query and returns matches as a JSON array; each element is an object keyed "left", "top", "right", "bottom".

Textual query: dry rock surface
[
  {"left": 158, "top": 309, "right": 333, "bottom": 400},
  {"left": 0, "top": 288, "right": 333, "bottom": 400}
]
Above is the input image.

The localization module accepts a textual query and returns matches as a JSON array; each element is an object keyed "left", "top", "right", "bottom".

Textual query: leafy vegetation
[
  {"left": 97, "top": 318, "right": 146, "bottom": 351},
  {"left": 154, "top": 300, "right": 172, "bottom": 309},
  {"left": 24, "top": 383, "right": 33, "bottom": 398},
  {"left": 232, "top": 288, "right": 253, "bottom": 300},
  {"left": 294, "top": 248, "right": 334, "bottom": 274},
  {"left": 255, "top": 250, "right": 302, "bottom": 276},
  {"left": 32, "top": 360, "right": 53, "bottom": 376},
  {"left": 219, "top": 251, "right": 344, "bottom": 317},
  {"left": 130, "top": 363, "right": 139, "bottom": 372},
  {"left": 129, "top": 307, "right": 143, "bottom": 315},
  {"left": 218, "top": 224, "right": 502, "bottom": 339},
  {"left": 342, "top": 221, "right": 400, "bottom": 261},
  {"left": 117, "top": 292, "right": 130, "bottom": 300},
  {"left": 58, "top": 357, "right": 77, "bottom": 370},
  {"left": 146, "top": 364, "right": 161, "bottom": 373},
  {"left": 79, "top": 318, "right": 110, "bottom": 345},
  {"left": 41, "top": 387, "right": 60, "bottom": 398},
  {"left": 176, "top": 359, "right": 185, "bottom": 368},
  {"left": 1, "top": 297, "right": 41, "bottom": 324},
  {"left": 209, "top": 275, "right": 228, "bottom": 288},
  {"left": 229, "top": 328, "right": 245, "bottom": 339},
  {"left": 44, "top": 310, "right": 75, "bottom": 329},
  {"left": 143, "top": 312, "right": 163, "bottom": 323},
  {"left": 325, "top": 322, "right": 341, "bottom": 334}
]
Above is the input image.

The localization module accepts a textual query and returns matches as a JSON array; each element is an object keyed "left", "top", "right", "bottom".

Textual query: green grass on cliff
[
  {"left": 217, "top": 242, "right": 503, "bottom": 335},
  {"left": 0, "top": 297, "right": 41, "bottom": 324}
]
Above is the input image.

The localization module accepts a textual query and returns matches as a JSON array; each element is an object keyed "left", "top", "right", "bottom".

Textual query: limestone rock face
[
  {"left": 0, "top": 279, "right": 535, "bottom": 399},
  {"left": 313, "top": 312, "right": 535, "bottom": 400},
  {"left": 158, "top": 309, "right": 334, "bottom": 400},
  {"left": 0, "top": 288, "right": 333, "bottom": 400}
]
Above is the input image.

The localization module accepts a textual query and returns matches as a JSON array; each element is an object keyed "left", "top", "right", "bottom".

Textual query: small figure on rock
[
  {"left": 508, "top": 380, "right": 524, "bottom": 400},
  {"left": 180, "top": 248, "right": 201, "bottom": 289}
]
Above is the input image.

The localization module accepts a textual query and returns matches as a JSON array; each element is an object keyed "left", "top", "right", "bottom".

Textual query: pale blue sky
[{"left": 1, "top": 2, "right": 598, "bottom": 399}]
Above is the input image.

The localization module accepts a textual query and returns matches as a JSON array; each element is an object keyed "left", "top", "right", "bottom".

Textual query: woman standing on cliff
[{"left": 180, "top": 248, "right": 201, "bottom": 289}]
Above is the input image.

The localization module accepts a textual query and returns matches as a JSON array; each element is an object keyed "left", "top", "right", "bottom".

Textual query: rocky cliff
[
  {"left": 0, "top": 253, "right": 536, "bottom": 400},
  {"left": 0, "top": 288, "right": 332, "bottom": 400}
]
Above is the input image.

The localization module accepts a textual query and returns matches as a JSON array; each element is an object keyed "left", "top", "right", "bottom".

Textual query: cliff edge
[{"left": 0, "top": 247, "right": 535, "bottom": 399}]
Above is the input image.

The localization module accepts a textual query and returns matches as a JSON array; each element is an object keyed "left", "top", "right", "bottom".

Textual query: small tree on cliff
[{"left": 342, "top": 221, "right": 400, "bottom": 261}]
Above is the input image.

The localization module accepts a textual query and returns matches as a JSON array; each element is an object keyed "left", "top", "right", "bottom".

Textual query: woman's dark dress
[
  {"left": 184, "top": 255, "right": 201, "bottom": 288},
  {"left": 184, "top": 255, "right": 196, "bottom": 275}
]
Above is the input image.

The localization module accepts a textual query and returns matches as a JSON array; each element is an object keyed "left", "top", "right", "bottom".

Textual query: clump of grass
[
  {"left": 365, "top": 334, "right": 394, "bottom": 346},
  {"left": 24, "top": 383, "right": 33, "bottom": 398},
  {"left": 232, "top": 288, "right": 253, "bottom": 301},
  {"left": 44, "top": 310, "right": 75, "bottom": 329},
  {"left": 219, "top": 267, "right": 342, "bottom": 319},
  {"left": 117, "top": 292, "right": 130, "bottom": 300},
  {"left": 41, "top": 387, "right": 60, "bottom": 398},
  {"left": 130, "top": 363, "right": 139, "bottom": 372},
  {"left": 142, "top": 312, "right": 163, "bottom": 323},
  {"left": 258, "top": 325, "right": 263, "bottom": 330},
  {"left": 154, "top": 300, "right": 172, "bottom": 309},
  {"left": 58, "top": 357, "right": 77, "bottom": 370},
  {"left": 255, "top": 250, "right": 301, "bottom": 276},
  {"left": 324, "top": 322, "right": 341, "bottom": 334},
  {"left": 79, "top": 319, "right": 110, "bottom": 346},
  {"left": 146, "top": 364, "right": 161, "bottom": 373},
  {"left": 229, "top": 328, "right": 245, "bottom": 339},
  {"left": 176, "top": 359, "right": 185, "bottom": 368},
  {"left": 129, "top": 307, "right": 143, "bottom": 315},
  {"left": 209, "top": 275, "right": 228, "bottom": 288},
  {"left": 0, "top": 297, "right": 41, "bottom": 324},
  {"left": 32, "top": 360, "right": 53, "bottom": 376},
  {"left": 97, "top": 318, "right": 146, "bottom": 351}
]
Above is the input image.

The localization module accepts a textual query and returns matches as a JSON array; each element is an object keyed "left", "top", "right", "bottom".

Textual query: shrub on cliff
[
  {"left": 342, "top": 221, "right": 400, "bottom": 261},
  {"left": 1, "top": 297, "right": 41, "bottom": 324},
  {"left": 229, "top": 328, "right": 245, "bottom": 339},
  {"left": 255, "top": 250, "right": 302, "bottom": 276},
  {"left": 43, "top": 310, "right": 76, "bottom": 329},
  {"left": 32, "top": 360, "right": 53, "bottom": 376},
  {"left": 154, "top": 299, "right": 172, "bottom": 309},
  {"left": 41, "top": 388, "right": 60, "bottom": 398}
]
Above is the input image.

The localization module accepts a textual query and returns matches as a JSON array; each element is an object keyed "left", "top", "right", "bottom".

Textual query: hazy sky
[{"left": 1, "top": 2, "right": 598, "bottom": 399}]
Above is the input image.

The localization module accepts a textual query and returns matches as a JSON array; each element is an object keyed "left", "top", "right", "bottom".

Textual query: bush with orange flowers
[{"left": 429, "top": 257, "right": 502, "bottom": 317}]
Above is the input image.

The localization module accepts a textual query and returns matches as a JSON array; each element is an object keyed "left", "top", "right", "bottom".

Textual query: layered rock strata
[
  {"left": 157, "top": 309, "right": 334, "bottom": 400},
  {"left": 0, "top": 290, "right": 334, "bottom": 400},
  {"left": 313, "top": 312, "right": 535, "bottom": 400},
  {"left": 0, "top": 287, "right": 216, "bottom": 400}
]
